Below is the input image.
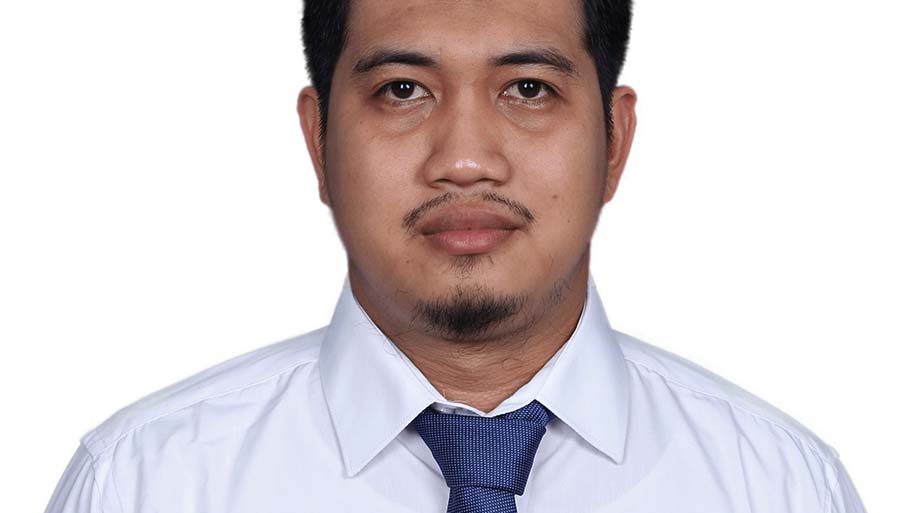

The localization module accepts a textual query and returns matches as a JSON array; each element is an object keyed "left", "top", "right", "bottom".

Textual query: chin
[
  {"left": 404, "top": 260, "right": 512, "bottom": 295},
  {"left": 410, "top": 279, "right": 530, "bottom": 343}
]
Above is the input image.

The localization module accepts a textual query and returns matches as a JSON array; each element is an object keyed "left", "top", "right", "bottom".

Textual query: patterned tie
[{"left": 413, "top": 400, "right": 555, "bottom": 513}]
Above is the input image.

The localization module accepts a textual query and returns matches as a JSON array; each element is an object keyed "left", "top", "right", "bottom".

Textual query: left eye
[{"left": 502, "top": 80, "right": 554, "bottom": 101}]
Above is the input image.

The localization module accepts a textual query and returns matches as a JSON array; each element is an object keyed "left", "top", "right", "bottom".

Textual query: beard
[
  {"left": 409, "top": 259, "right": 578, "bottom": 343},
  {"left": 411, "top": 282, "right": 528, "bottom": 343}
]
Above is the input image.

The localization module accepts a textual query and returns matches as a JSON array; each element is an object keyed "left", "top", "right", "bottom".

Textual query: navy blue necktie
[{"left": 413, "top": 400, "right": 554, "bottom": 513}]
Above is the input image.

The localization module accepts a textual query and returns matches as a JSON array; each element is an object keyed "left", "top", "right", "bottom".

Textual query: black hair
[{"left": 302, "top": 0, "right": 632, "bottom": 153}]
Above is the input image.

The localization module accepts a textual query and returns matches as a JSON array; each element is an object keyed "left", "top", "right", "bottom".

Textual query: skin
[{"left": 297, "top": 0, "right": 637, "bottom": 412}]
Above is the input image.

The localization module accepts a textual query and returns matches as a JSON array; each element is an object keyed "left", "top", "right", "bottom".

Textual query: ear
[
  {"left": 297, "top": 86, "right": 331, "bottom": 206},
  {"left": 603, "top": 86, "right": 638, "bottom": 204}
]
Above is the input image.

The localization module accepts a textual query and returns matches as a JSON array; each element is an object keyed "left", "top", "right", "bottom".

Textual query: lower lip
[{"left": 425, "top": 229, "right": 517, "bottom": 256}]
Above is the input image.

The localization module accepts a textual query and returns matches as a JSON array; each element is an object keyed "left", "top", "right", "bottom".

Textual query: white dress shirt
[{"left": 44, "top": 274, "right": 867, "bottom": 513}]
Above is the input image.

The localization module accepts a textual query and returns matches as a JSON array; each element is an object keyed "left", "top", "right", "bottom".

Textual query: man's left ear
[{"left": 604, "top": 86, "right": 638, "bottom": 204}]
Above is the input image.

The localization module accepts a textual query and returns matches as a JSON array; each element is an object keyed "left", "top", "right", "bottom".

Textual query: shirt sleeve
[
  {"left": 827, "top": 453, "right": 868, "bottom": 513},
  {"left": 43, "top": 443, "right": 107, "bottom": 513}
]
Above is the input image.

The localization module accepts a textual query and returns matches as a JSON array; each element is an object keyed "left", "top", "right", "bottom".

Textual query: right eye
[{"left": 375, "top": 81, "right": 432, "bottom": 104}]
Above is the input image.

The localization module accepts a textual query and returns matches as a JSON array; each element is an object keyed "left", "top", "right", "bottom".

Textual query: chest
[{"left": 112, "top": 429, "right": 823, "bottom": 513}]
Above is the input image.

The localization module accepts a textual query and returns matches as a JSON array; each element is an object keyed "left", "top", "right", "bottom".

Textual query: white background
[{"left": 1, "top": 1, "right": 908, "bottom": 511}]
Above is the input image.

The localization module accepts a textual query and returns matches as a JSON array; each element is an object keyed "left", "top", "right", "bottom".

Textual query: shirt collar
[
  {"left": 536, "top": 273, "right": 630, "bottom": 464},
  {"left": 319, "top": 273, "right": 629, "bottom": 476}
]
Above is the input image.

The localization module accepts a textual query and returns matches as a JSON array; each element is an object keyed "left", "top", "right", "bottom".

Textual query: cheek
[
  {"left": 511, "top": 131, "right": 605, "bottom": 260},
  {"left": 518, "top": 128, "right": 605, "bottom": 215},
  {"left": 329, "top": 109, "right": 428, "bottom": 191},
  {"left": 324, "top": 128, "right": 424, "bottom": 251},
  {"left": 539, "top": 182, "right": 602, "bottom": 248},
  {"left": 379, "top": 102, "right": 435, "bottom": 133}
]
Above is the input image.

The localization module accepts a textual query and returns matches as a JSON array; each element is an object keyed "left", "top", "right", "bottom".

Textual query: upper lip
[{"left": 418, "top": 205, "right": 523, "bottom": 235}]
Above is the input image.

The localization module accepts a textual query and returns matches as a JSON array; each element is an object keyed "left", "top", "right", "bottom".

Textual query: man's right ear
[{"left": 297, "top": 86, "right": 331, "bottom": 206}]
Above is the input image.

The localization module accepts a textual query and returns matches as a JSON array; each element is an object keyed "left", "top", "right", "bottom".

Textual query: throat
[{"left": 397, "top": 295, "right": 584, "bottom": 414}]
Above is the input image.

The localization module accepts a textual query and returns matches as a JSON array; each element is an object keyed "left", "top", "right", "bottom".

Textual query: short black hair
[{"left": 302, "top": 0, "right": 632, "bottom": 152}]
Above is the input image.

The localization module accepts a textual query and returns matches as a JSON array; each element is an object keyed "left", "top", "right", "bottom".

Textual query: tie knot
[{"left": 413, "top": 400, "right": 554, "bottom": 496}]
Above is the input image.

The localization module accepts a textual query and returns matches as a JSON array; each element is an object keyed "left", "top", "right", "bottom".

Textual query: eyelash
[{"left": 373, "top": 79, "right": 557, "bottom": 108}]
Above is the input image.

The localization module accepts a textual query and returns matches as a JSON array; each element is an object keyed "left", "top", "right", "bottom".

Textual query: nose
[{"left": 421, "top": 92, "right": 512, "bottom": 190}]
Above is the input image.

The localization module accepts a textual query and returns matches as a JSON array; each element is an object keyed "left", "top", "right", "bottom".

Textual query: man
[{"left": 44, "top": 1, "right": 867, "bottom": 512}]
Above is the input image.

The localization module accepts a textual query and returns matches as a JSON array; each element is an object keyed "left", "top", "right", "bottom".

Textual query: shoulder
[
  {"left": 80, "top": 326, "right": 328, "bottom": 459},
  {"left": 613, "top": 328, "right": 841, "bottom": 467}
]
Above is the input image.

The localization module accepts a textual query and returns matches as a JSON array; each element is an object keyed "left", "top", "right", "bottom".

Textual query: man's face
[{"left": 300, "top": 0, "right": 635, "bottom": 342}]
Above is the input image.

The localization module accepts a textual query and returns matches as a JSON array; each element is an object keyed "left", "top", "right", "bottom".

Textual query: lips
[
  {"left": 417, "top": 205, "right": 523, "bottom": 256},
  {"left": 418, "top": 207, "right": 522, "bottom": 235}
]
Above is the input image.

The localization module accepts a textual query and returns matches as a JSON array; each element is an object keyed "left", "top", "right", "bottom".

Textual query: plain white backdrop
[{"left": 1, "top": 1, "right": 909, "bottom": 511}]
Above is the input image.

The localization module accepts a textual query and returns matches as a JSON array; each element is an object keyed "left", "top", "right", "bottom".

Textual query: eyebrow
[{"left": 351, "top": 46, "right": 580, "bottom": 78}]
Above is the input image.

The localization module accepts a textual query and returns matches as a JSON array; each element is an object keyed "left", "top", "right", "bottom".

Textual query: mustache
[{"left": 401, "top": 191, "right": 537, "bottom": 232}]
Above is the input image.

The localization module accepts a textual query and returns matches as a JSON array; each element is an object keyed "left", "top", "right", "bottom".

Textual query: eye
[
  {"left": 374, "top": 79, "right": 556, "bottom": 107},
  {"left": 376, "top": 80, "right": 432, "bottom": 104},
  {"left": 501, "top": 79, "right": 556, "bottom": 103}
]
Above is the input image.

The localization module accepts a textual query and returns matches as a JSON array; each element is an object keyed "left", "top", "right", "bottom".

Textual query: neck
[{"left": 350, "top": 261, "right": 589, "bottom": 413}]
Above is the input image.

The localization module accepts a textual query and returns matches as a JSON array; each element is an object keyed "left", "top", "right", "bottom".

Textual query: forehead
[{"left": 344, "top": 0, "right": 586, "bottom": 66}]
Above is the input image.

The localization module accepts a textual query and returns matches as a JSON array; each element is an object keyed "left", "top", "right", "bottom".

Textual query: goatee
[{"left": 412, "top": 284, "right": 527, "bottom": 342}]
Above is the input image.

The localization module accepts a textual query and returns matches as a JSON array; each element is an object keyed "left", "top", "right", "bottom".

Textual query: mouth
[
  {"left": 424, "top": 228, "right": 518, "bottom": 256},
  {"left": 418, "top": 206, "right": 523, "bottom": 256}
]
